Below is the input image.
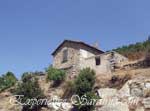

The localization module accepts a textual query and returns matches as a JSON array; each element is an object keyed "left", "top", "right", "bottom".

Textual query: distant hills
[{"left": 113, "top": 37, "right": 150, "bottom": 60}]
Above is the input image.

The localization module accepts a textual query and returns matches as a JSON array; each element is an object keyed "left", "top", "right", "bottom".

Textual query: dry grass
[
  {"left": 0, "top": 92, "right": 21, "bottom": 111},
  {"left": 95, "top": 74, "right": 112, "bottom": 88},
  {"left": 95, "top": 67, "right": 150, "bottom": 89}
]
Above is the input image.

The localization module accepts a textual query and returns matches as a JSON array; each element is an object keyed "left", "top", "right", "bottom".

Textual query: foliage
[
  {"left": 73, "top": 68, "right": 97, "bottom": 111},
  {"left": 15, "top": 72, "right": 45, "bottom": 111},
  {"left": 74, "top": 68, "right": 96, "bottom": 96},
  {"left": 46, "top": 66, "right": 66, "bottom": 87},
  {"left": 75, "top": 92, "right": 99, "bottom": 111},
  {"left": 113, "top": 39, "right": 150, "bottom": 60},
  {"left": 0, "top": 72, "right": 17, "bottom": 92}
]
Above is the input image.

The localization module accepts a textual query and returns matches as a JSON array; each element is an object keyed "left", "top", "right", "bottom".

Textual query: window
[
  {"left": 62, "top": 49, "right": 68, "bottom": 63},
  {"left": 95, "top": 57, "right": 101, "bottom": 65}
]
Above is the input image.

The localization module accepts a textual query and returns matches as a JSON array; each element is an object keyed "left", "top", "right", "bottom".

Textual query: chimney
[{"left": 93, "top": 41, "right": 99, "bottom": 49}]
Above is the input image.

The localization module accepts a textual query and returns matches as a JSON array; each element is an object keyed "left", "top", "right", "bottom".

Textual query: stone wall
[
  {"left": 79, "top": 52, "right": 128, "bottom": 75},
  {"left": 52, "top": 42, "right": 103, "bottom": 78},
  {"left": 79, "top": 54, "right": 112, "bottom": 75},
  {"left": 53, "top": 43, "right": 79, "bottom": 69},
  {"left": 112, "top": 52, "right": 128, "bottom": 66}
]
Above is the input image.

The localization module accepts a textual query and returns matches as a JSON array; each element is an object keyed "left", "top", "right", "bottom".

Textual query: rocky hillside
[
  {"left": 0, "top": 67, "right": 149, "bottom": 111},
  {"left": 95, "top": 68, "right": 150, "bottom": 111}
]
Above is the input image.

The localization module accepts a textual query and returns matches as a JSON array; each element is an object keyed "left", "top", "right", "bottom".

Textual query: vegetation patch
[
  {"left": 0, "top": 72, "right": 17, "bottom": 92},
  {"left": 73, "top": 68, "right": 98, "bottom": 111},
  {"left": 14, "top": 72, "right": 46, "bottom": 111},
  {"left": 113, "top": 39, "right": 150, "bottom": 60},
  {"left": 46, "top": 66, "right": 66, "bottom": 87}
]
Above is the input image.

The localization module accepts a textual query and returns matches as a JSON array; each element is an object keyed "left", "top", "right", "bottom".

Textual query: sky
[{"left": 0, "top": 0, "right": 150, "bottom": 78}]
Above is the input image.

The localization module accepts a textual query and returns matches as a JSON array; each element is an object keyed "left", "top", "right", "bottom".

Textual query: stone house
[{"left": 52, "top": 40, "right": 128, "bottom": 78}]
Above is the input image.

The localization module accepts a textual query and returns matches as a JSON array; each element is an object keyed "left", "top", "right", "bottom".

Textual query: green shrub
[
  {"left": 4, "top": 72, "right": 17, "bottom": 86},
  {"left": 73, "top": 68, "right": 97, "bottom": 111},
  {"left": 0, "top": 72, "right": 17, "bottom": 92},
  {"left": 74, "top": 68, "right": 95, "bottom": 96},
  {"left": 46, "top": 66, "right": 66, "bottom": 87},
  {"left": 113, "top": 39, "right": 150, "bottom": 60},
  {"left": 15, "top": 72, "right": 45, "bottom": 111},
  {"left": 75, "top": 92, "right": 99, "bottom": 111}
]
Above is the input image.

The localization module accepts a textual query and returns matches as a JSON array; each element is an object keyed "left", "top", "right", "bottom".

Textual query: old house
[{"left": 52, "top": 40, "right": 128, "bottom": 78}]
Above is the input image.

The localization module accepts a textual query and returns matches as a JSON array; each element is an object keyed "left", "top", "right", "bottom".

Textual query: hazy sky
[{"left": 0, "top": 0, "right": 149, "bottom": 77}]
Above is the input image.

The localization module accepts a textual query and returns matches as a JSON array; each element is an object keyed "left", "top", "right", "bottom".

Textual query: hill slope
[{"left": 113, "top": 39, "right": 150, "bottom": 60}]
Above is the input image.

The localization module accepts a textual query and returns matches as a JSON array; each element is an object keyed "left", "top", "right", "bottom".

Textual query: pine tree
[{"left": 15, "top": 73, "right": 45, "bottom": 111}]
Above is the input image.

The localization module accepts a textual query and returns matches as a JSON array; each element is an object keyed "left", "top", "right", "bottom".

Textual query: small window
[
  {"left": 95, "top": 57, "right": 101, "bottom": 65},
  {"left": 62, "top": 49, "right": 68, "bottom": 63}
]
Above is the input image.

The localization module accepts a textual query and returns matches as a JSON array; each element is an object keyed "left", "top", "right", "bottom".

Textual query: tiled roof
[{"left": 51, "top": 40, "right": 104, "bottom": 55}]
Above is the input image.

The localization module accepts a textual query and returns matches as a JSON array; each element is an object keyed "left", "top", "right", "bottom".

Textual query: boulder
[
  {"left": 97, "top": 88, "right": 117, "bottom": 99},
  {"left": 117, "top": 81, "right": 130, "bottom": 98},
  {"left": 118, "top": 78, "right": 150, "bottom": 98},
  {"left": 47, "top": 95, "right": 72, "bottom": 111},
  {"left": 142, "top": 97, "right": 150, "bottom": 109},
  {"left": 129, "top": 82, "right": 144, "bottom": 97},
  {"left": 97, "top": 78, "right": 150, "bottom": 111},
  {"left": 135, "top": 106, "right": 145, "bottom": 111},
  {"left": 143, "top": 81, "right": 150, "bottom": 97},
  {"left": 96, "top": 101, "right": 129, "bottom": 111}
]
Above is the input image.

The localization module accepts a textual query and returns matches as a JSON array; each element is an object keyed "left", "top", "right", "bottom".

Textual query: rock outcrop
[
  {"left": 0, "top": 70, "right": 149, "bottom": 111},
  {"left": 96, "top": 77, "right": 150, "bottom": 111}
]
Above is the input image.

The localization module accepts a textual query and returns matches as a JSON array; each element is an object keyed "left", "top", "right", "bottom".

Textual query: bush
[
  {"left": 15, "top": 72, "right": 46, "bottom": 111},
  {"left": 74, "top": 92, "right": 99, "bottom": 111},
  {"left": 73, "top": 68, "right": 97, "bottom": 111},
  {"left": 0, "top": 72, "right": 17, "bottom": 92},
  {"left": 74, "top": 68, "right": 95, "bottom": 96},
  {"left": 113, "top": 39, "right": 150, "bottom": 60},
  {"left": 46, "top": 67, "right": 66, "bottom": 87},
  {"left": 4, "top": 72, "right": 17, "bottom": 85}
]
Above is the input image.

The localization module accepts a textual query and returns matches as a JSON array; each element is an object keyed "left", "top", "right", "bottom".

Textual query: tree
[
  {"left": 74, "top": 68, "right": 95, "bottom": 96},
  {"left": 46, "top": 66, "right": 66, "bottom": 87},
  {"left": 15, "top": 72, "right": 45, "bottom": 111},
  {"left": 73, "top": 68, "right": 97, "bottom": 111},
  {"left": 0, "top": 71, "right": 17, "bottom": 92},
  {"left": 4, "top": 72, "right": 17, "bottom": 86},
  {"left": 113, "top": 38, "right": 150, "bottom": 60}
]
